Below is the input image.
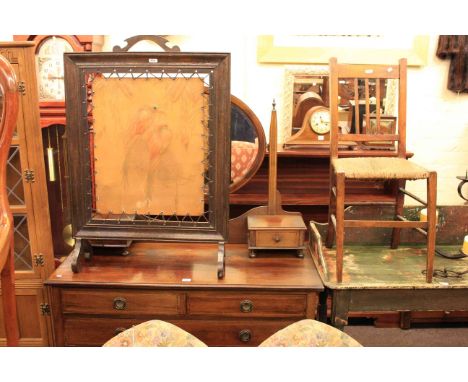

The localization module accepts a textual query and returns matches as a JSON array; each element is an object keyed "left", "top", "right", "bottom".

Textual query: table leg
[
  {"left": 331, "top": 290, "right": 351, "bottom": 331},
  {"left": 399, "top": 311, "right": 412, "bottom": 329},
  {"left": 318, "top": 290, "right": 328, "bottom": 323}
]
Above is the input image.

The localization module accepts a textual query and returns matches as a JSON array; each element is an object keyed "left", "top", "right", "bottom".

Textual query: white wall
[{"left": 406, "top": 37, "right": 468, "bottom": 206}]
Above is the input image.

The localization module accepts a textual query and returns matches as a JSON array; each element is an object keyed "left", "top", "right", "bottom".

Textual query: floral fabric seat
[
  {"left": 103, "top": 320, "right": 207, "bottom": 347},
  {"left": 259, "top": 319, "right": 361, "bottom": 347},
  {"left": 103, "top": 319, "right": 361, "bottom": 347}
]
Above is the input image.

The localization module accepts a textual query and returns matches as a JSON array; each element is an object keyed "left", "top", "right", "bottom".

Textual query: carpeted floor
[{"left": 345, "top": 325, "right": 468, "bottom": 346}]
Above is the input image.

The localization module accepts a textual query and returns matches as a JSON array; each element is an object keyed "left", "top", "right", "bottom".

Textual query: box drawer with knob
[
  {"left": 247, "top": 215, "right": 307, "bottom": 258},
  {"left": 253, "top": 231, "right": 302, "bottom": 248}
]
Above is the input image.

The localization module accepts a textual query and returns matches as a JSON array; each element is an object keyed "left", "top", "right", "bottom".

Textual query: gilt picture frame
[{"left": 258, "top": 35, "right": 429, "bottom": 66}]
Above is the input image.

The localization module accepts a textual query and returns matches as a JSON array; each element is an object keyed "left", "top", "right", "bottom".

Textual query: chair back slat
[
  {"left": 364, "top": 78, "right": 370, "bottom": 132},
  {"left": 337, "top": 64, "right": 400, "bottom": 79},
  {"left": 329, "top": 57, "right": 340, "bottom": 157},
  {"left": 353, "top": 79, "right": 359, "bottom": 133},
  {"left": 375, "top": 79, "right": 381, "bottom": 128},
  {"left": 329, "top": 57, "right": 407, "bottom": 159},
  {"left": 339, "top": 134, "right": 399, "bottom": 142},
  {"left": 397, "top": 59, "right": 407, "bottom": 157}
]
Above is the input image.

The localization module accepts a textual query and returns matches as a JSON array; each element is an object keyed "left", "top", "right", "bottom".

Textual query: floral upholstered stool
[
  {"left": 103, "top": 320, "right": 207, "bottom": 347},
  {"left": 259, "top": 319, "right": 361, "bottom": 347}
]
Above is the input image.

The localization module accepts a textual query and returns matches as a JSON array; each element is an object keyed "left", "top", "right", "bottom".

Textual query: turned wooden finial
[{"left": 268, "top": 99, "right": 278, "bottom": 214}]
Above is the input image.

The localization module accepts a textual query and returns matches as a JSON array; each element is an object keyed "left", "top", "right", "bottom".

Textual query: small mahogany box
[{"left": 247, "top": 214, "right": 306, "bottom": 258}]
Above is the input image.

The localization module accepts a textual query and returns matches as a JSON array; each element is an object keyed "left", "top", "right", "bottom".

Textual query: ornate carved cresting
[{"left": 113, "top": 35, "right": 181, "bottom": 52}]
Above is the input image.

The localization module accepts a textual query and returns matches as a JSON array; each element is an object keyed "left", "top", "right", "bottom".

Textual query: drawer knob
[
  {"left": 240, "top": 299, "right": 254, "bottom": 313},
  {"left": 113, "top": 297, "right": 127, "bottom": 310},
  {"left": 273, "top": 234, "right": 281, "bottom": 243},
  {"left": 114, "top": 327, "right": 127, "bottom": 335},
  {"left": 239, "top": 329, "right": 252, "bottom": 343}
]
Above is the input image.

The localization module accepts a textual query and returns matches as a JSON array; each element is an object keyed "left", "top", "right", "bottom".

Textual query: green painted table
[{"left": 310, "top": 226, "right": 468, "bottom": 330}]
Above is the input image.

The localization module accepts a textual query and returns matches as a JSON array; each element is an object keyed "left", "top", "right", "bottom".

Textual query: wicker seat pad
[{"left": 332, "top": 157, "right": 430, "bottom": 180}]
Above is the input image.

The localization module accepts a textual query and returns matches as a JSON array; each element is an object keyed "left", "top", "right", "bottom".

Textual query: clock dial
[
  {"left": 309, "top": 108, "right": 330, "bottom": 135},
  {"left": 36, "top": 36, "right": 74, "bottom": 101}
]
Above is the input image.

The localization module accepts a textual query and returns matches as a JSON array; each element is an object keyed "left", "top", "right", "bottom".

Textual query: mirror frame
[
  {"left": 280, "top": 65, "right": 328, "bottom": 143},
  {"left": 230, "top": 95, "right": 266, "bottom": 193}
]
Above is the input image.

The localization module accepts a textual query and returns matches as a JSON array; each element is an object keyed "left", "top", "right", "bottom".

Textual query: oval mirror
[{"left": 230, "top": 95, "right": 266, "bottom": 193}]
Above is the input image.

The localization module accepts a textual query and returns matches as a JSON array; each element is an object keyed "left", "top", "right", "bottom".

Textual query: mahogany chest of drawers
[{"left": 46, "top": 242, "right": 323, "bottom": 346}]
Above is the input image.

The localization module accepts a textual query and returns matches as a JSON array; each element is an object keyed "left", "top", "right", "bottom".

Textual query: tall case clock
[{"left": 13, "top": 35, "right": 102, "bottom": 260}]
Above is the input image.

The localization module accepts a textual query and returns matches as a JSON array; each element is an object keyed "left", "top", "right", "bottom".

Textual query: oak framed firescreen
[{"left": 64, "top": 52, "right": 230, "bottom": 276}]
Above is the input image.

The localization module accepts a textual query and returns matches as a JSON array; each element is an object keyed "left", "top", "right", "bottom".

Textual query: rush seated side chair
[{"left": 325, "top": 57, "right": 437, "bottom": 283}]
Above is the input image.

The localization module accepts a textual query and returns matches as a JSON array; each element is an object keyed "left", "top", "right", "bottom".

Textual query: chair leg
[
  {"left": 425, "top": 172, "right": 437, "bottom": 283},
  {"left": 326, "top": 170, "right": 337, "bottom": 249},
  {"left": 391, "top": 179, "right": 406, "bottom": 249},
  {"left": 335, "top": 172, "right": 345, "bottom": 283},
  {"left": 1, "top": 241, "right": 19, "bottom": 346}
]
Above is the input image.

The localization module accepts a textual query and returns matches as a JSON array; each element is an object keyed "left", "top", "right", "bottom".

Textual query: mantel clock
[{"left": 283, "top": 105, "right": 331, "bottom": 149}]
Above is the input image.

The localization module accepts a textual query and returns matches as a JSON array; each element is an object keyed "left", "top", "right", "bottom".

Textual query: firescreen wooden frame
[{"left": 64, "top": 52, "right": 230, "bottom": 246}]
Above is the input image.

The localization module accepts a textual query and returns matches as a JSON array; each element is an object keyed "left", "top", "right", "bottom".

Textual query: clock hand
[{"left": 47, "top": 74, "right": 64, "bottom": 80}]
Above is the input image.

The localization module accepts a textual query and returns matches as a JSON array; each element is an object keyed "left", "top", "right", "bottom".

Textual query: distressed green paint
[{"left": 311, "top": 244, "right": 468, "bottom": 289}]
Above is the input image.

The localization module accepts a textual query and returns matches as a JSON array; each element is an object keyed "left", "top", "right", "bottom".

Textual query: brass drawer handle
[
  {"left": 273, "top": 234, "right": 281, "bottom": 243},
  {"left": 240, "top": 299, "right": 254, "bottom": 313},
  {"left": 239, "top": 329, "right": 252, "bottom": 343},
  {"left": 114, "top": 327, "right": 127, "bottom": 335},
  {"left": 113, "top": 297, "right": 127, "bottom": 310}
]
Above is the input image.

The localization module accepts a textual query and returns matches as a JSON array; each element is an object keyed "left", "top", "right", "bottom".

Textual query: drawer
[
  {"left": 63, "top": 317, "right": 296, "bottom": 347},
  {"left": 64, "top": 317, "right": 143, "bottom": 346},
  {"left": 61, "top": 289, "right": 185, "bottom": 316},
  {"left": 187, "top": 292, "right": 307, "bottom": 318},
  {"left": 252, "top": 230, "right": 303, "bottom": 248},
  {"left": 178, "top": 319, "right": 296, "bottom": 346}
]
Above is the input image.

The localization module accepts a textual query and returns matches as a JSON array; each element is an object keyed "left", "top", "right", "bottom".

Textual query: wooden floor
[
  {"left": 313, "top": 243, "right": 468, "bottom": 289},
  {"left": 345, "top": 325, "right": 468, "bottom": 346}
]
